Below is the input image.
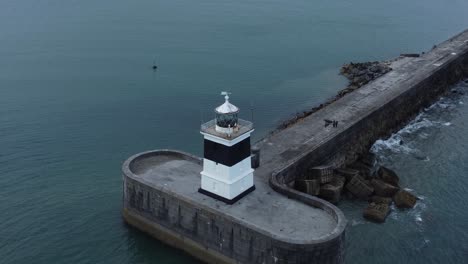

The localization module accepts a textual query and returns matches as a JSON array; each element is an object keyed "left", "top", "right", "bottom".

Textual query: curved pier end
[
  {"left": 122, "top": 28, "right": 468, "bottom": 264},
  {"left": 123, "top": 150, "right": 346, "bottom": 264}
]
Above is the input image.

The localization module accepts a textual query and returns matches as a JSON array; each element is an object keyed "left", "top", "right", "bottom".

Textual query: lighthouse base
[{"left": 198, "top": 185, "right": 256, "bottom": 204}]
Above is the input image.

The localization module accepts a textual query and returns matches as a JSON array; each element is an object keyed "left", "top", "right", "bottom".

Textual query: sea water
[
  {"left": 1, "top": 0, "right": 468, "bottom": 263},
  {"left": 340, "top": 80, "right": 468, "bottom": 263}
]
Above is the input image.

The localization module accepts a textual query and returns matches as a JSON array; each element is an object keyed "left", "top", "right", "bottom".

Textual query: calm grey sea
[{"left": 1, "top": 0, "right": 468, "bottom": 263}]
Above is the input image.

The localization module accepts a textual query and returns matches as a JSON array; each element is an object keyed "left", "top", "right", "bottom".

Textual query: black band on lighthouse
[{"left": 204, "top": 138, "right": 251, "bottom": 167}]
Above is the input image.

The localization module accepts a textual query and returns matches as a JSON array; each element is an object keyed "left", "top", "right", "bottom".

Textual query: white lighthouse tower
[{"left": 199, "top": 92, "right": 255, "bottom": 204}]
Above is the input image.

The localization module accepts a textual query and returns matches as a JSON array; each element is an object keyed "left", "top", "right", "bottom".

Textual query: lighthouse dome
[
  {"left": 215, "top": 100, "right": 239, "bottom": 114},
  {"left": 215, "top": 92, "right": 239, "bottom": 131}
]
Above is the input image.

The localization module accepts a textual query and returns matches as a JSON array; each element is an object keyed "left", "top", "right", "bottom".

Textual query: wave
[{"left": 371, "top": 80, "right": 468, "bottom": 162}]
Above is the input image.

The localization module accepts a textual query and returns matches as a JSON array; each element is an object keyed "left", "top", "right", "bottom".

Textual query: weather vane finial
[{"left": 220, "top": 91, "right": 231, "bottom": 102}]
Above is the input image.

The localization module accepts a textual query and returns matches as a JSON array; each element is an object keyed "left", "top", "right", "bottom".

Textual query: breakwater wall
[
  {"left": 123, "top": 150, "right": 345, "bottom": 264},
  {"left": 269, "top": 29, "right": 468, "bottom": 192},
  {"left": 122, "top": 29, "right": 468, "bottom": 264}
]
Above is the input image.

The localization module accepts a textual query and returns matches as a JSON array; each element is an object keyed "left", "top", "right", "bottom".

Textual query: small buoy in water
[{"left": 152, "top": 65, "right": 158, "bottom": 70}]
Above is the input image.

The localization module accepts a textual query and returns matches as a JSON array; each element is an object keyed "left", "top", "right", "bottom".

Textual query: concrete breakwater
[
  {"left": 122, "top": 29, "right": 468, "bottom": 264},
  {"left": 269, "top": 29, "right": 468, "bottom": 196}
]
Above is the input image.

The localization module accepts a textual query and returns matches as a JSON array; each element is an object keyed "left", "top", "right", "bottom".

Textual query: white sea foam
[
  {"left": 409, "top": 200, "right": 427, "bottom": 226},
  {"left": 418, "top": 132, "right": 429, "bottom": 139},
  {"left": 437, "top": 102, "right": 450, "bottom": 109},
  {"left": 350, "top": 219, "right": 365, "bottom": 226},
  {"left": 370, "top": 98, "right": 457, "bottom": 158}
]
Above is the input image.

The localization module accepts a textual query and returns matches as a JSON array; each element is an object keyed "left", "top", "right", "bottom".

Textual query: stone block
[
  {"left": 294, "top": 179, "right": 320, "bottom": 196},
  {"left": 369, "top": 196, "right": 392, "bottom": 205},
  {"left": 363, "top": 202, "right": 390, "bottom": 223},
  {"left": 349, "top": 161, "right": 373, "bottom": 179},
  {"left": 393, "top": 190, "right": 417, "bottom": 208},
  {"left": 377, "top": 166, "right": 400, "bottom": 186},
  {"left": 359, "top": 152, "right": 376, "bottom": 167},
  {"left": 335, "top": 168, "right": 360, "bottom": 181},
  {"left": 319, "top": 179, "right": 344, "bottom": 204},
  {"left": 335, "top": 176, "right": 346, "bottom": 185},
  {"left": 345, "top": 175, "right": 374, "bottom": 199},
  {"left": 371, "top": 179, "right": 399, "bottom": 197},
  {"left": 308, "top": 165, "right": 335, "bottom": 184}
]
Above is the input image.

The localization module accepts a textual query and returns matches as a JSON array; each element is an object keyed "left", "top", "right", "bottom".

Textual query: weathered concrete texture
[
  {"left": 122, "top": 29, "right": 468, "bottom": 264},
  {"left": 267, "top": 29, "right": 468, "bottom": 200},
  {"left": 123, "top": 150, "right": 345, "bottom": 264}
]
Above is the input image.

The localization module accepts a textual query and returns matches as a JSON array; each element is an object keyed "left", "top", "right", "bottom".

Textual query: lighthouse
[{"left": 199, "top": 92, "right": 255, "bottom": 204}]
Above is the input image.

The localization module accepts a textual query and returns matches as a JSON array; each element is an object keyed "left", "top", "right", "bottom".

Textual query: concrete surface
[{"left": 122, "top": 29, "right": 468, "bottom": 264}]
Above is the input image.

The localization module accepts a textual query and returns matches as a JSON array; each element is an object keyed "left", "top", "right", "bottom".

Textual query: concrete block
[
  {"left": 345, "top": 175, "right": 374, "bottom": 199},
  {"left": 294, "top": 179, "right": 320, "bottom": 196}
]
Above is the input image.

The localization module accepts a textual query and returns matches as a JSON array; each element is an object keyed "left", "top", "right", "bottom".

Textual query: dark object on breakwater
[
  {"left": 400, "top": 53, "right": 421, "bottom": 58},
  {"left": 124, "top": 150, "right": 345, "bottom": 264},
  {"left": 324, "top": 119, "right": 339, "bottom": 128},
  {"left": 277, "top": 60, "right": 392, "bottom": 130},
  {"left": 123, "top": 29, "right": 468, "bottom": 263},
  {"left": 340, "top": 61, "right": 392, "bottom": 88},
  {"left": 251, "top": 147, "right": 260, "bottom": 168}
]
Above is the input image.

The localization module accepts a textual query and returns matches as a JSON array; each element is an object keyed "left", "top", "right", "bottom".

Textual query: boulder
[
  {"left": 371, "top": 179, "right": 399, "bottom": 197},
  {"left": 319, "top": 178, "right": 345, "bottom": 204},
  {"left": 369, "top": 196, "right": 392, "bottom": 205},
  {"left": 377, "top": 166, "right": 400, "bottom": 186},
  {"left": 393, "top": 190, "right": 417, "bottom": 208},
  {"left": 345, "top": 175, "right": 374, "bottom": 199},
  {"left": 363, "top": 202, "right": 391, "bottom": 223},
  {"left": 295, "top": 179, "right": 321, "bottom": 196}
]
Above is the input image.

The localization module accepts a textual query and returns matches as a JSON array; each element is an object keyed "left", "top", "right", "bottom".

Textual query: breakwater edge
[{"left": 122, "top": 29, "right": 468, "bottom": 264}]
